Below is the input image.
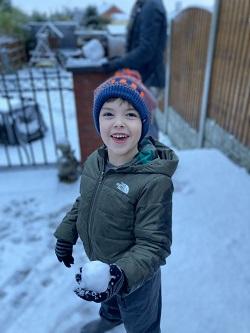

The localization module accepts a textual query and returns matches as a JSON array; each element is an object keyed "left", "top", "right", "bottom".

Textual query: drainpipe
[
  {"left": 163, "top": 18, "right": 173, "bottom": 133},
  {"left": 198, "top": 0, "right": 221, "bottom": 147}
]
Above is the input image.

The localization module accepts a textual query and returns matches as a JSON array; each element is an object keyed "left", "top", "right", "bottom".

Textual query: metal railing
[{"left": 0, "top": 67, "right": 79, "bottom": 168}]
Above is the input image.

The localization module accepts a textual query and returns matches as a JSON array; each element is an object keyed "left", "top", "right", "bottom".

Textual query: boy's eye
[
  {"left": 102, "top": 112, "right": 113, "bottom": 117},
  {"left": 127, "top": 112, "right": 138, "bottom": 118}
]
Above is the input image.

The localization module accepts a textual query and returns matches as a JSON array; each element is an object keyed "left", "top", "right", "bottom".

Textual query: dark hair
[{"left": 104, "top": 97, "right": 131, "bottom": 106}]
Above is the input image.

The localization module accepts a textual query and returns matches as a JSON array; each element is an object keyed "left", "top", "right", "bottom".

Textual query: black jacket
[{"left": 109, "top": 0, "right": 167, "bottom": 88}]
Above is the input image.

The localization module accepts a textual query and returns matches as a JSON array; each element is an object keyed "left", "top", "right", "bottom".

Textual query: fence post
[
  {"left": 198, "top": 0, "right": 221, "bottom": 147},
  {"left": 0, "top": 48, "right": 12, "bottom": 74},
  {"left": 163, "top": 19, "right": 173, "bottom": 134}
]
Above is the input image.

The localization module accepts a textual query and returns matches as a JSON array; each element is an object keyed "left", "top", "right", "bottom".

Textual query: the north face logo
[{"left": 116, "top": 182, "right": 129, "bottom": 194}]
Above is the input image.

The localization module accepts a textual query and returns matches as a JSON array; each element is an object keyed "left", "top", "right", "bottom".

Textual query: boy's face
[{"left": 99, "top": 98, "right": 142, "bottom": 166}]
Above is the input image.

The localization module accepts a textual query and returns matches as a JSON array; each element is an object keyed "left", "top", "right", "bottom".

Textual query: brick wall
[{"left": 72, "top": 71, "right": 110, "bottom": 161}]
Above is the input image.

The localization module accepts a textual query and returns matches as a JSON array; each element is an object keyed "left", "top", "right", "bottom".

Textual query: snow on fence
[{"left": 0, "top": 68, "right": 80, "bottom": 168}]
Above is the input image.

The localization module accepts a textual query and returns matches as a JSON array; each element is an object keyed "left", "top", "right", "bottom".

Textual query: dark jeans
[{"left": 99, "top": 269, "right": 162, "bottom": 333}]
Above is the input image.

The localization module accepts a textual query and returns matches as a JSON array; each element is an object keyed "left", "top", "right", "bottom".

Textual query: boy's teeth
[{"left": 112, "top": 134, "right": 127, "bottom": 138}]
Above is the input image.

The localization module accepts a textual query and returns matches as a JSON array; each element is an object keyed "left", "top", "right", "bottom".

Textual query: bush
[
  {"left": 0, "top": 3, "right": 29, "bottom": 39},
  {"left": 81, "top": 6, "right": 110, "bottom": 29}
]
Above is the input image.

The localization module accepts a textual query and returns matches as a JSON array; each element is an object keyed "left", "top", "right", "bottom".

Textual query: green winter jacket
[{"left": 54, "top": 138, "right": 178, "bottom": 294}]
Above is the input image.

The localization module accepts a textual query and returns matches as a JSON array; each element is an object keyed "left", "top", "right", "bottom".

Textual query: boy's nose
[{"left": 113, "top": 118, "right": 125, "bottom": 127}]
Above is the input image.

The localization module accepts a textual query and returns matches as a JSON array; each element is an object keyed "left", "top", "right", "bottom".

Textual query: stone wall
[
  {"left": 156, "top": 107, "right": 250, "bottom": 171},
  {"left": 204, "top": 119, "right": 250, "bottom": 171}
]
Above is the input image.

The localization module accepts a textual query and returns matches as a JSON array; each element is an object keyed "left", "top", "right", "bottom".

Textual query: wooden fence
[
  {"left": 0, "top": 37, "right": 26, "bottom": 72},
  {"left": 168, "top": 0, "right": 250, "bottom": 148},
  {"left": 207, "top": 0, "right": 250, "bottom": 147},
  {"left": 169, "top": 8, "right": 211, "bottom": 130}
]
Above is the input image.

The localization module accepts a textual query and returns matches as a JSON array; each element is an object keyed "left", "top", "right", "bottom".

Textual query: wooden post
[{"left": 163, "top": 20, "right": 173, "bottom": 133}]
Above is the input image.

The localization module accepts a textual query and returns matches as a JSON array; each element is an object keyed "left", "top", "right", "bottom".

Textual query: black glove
[
  {"left": 55, "top": 239, "right": 74, "bottom": 268},
  {"left": 74, "top": 264, "right": 125, "bottom": 303}
]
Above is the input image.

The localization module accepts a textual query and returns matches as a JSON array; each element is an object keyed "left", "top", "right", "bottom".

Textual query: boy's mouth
[{"left": 111, "top": 133, "right": 129, "bottom": 143}]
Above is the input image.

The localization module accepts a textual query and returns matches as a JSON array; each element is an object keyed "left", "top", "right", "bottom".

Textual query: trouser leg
[
  {"left": 80, "top": 296, "right": 122, "bottom": 332},
  {"left": 99, "top": 295, "right": 122, "bottom": 323},
  {"left": 117, "top": 269, "right": 162, "bottom": 333}
]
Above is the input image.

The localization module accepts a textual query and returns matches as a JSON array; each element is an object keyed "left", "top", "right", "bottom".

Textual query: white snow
[
  {"left": 65, "top": 57, "right": 108, "bottom": 68},
  {"left": 76, "top": 261, "right": 111, "bottom": 293},
  {"left": 0, "top": 134, "right": 250, "bottom": 333},
  {"left": 82, "top": 39, "right": 105, "bottom": 61},
  {"left": 0, "top": 97, "right": 22, "bottom": 113}
]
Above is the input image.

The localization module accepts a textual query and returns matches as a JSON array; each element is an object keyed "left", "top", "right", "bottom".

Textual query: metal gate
[{"left": 0, "top": 67, "right": 79, "bottom": 168}]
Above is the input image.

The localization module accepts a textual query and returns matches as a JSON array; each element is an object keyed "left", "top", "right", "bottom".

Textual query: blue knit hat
[{"left": 93, "top": 69, "right": 157, "bottom": 140}]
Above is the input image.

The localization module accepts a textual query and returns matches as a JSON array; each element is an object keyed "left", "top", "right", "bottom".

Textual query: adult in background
[{"left": 103, "top": 0, "right": 167, "bottom": 139}]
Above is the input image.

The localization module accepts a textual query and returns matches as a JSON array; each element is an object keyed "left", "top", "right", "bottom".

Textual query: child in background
[{"left": 54, "top": 70, "right": 178, "bottom": 333}]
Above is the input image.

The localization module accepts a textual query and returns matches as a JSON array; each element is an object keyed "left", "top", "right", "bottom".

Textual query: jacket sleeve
[
  {"left": 115, "top": 1, "right": 166, "bottom": 70},
  {"left": 54, "top": 196, "right": 80, "bottom": 245},
  {"left": 115, "top": 175, "right": 173, "bottom": 294}
]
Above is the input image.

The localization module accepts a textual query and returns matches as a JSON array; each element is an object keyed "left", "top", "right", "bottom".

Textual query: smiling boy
[
  {"left": 99, "top": 98, "right": 142, "bottom": 166},
  {"left": 54, "top": 71, "right": 178, "bottom": 333}
]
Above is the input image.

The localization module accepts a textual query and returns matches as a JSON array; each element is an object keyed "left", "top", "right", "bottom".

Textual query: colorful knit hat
[{"left": 93, "top": 69, "right": 157, "bottom": 140}]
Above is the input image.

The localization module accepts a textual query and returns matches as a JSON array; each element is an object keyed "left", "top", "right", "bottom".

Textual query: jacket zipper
[{"left": 87, "top": 170, "right": 105, "bottom": 258}]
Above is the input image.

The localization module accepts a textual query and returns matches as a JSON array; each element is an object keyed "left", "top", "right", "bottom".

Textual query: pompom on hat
[{"left": 93, "top": 69, "right": 157, "bottom": 140}]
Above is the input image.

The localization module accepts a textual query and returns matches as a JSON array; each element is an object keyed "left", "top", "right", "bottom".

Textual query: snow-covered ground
[{"left": 0, "top": 134, "right": 250, "bottom": 333}]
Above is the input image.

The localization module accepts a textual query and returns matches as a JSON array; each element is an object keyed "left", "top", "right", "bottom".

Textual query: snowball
[{"left": 79, "top": 261, "right": 110, "bottom": 293}]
